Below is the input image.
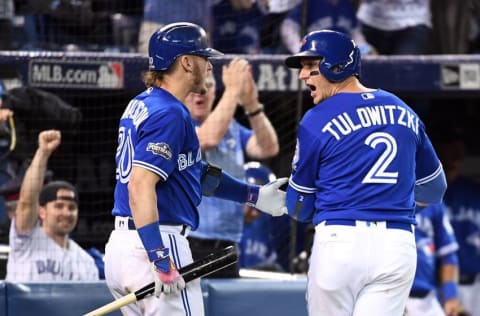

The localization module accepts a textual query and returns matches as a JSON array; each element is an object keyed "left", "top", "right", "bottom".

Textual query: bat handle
[{"left": 83, "top": 293, "right": 137, "bottom": 316}]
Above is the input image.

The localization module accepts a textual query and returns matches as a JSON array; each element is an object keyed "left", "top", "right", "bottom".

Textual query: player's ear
[{"left": 179, "top": 55, "right": 193, "bottom": 73}]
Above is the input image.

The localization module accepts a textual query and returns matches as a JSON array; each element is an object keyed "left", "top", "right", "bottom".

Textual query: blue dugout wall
[
  {"left": 0, "top": 279, "right": 308, "bottom": 316},
  {"left": 1, "top": 52, "right": 480, "bottom": 95}
]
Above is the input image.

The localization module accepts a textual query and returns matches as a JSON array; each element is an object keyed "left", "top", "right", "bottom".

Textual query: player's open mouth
[{"left": 307, "top": 84, "right": 316, "bottom": 91}]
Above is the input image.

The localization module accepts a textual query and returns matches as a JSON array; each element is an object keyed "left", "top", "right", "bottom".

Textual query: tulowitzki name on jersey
[{"left": 322, "top": 105, "right": 419, "bottom": 141}]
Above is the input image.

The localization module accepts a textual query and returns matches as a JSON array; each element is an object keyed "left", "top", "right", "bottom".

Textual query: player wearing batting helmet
[
  {"left": 431, "top": 126, "right": 480, "bottom": 316},
  {"left": 283, "top": 30, "right": 447, "bottom": 315},
  {"left": 239, "top": 162, "right": 283, "bottom": 271},
  {"left": 406, "top": 204, "right": 460, "bottom": 316},
  {"left": 104, "top": 22, "right": 288, "bottom": 316}
]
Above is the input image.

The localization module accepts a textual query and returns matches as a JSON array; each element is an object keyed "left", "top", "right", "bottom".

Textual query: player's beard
[{"left": 191, "top": 62, "right": 208, "bottom": 95}]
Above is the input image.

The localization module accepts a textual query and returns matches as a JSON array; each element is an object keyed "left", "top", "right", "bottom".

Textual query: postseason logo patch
[{"left": 147, "top": 142, "right": 172, "bottom": 160}]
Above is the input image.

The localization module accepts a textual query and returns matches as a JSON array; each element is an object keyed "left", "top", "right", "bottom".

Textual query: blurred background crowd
[{"left": 0, "top": 0, "right": 479, "bottom": 54}]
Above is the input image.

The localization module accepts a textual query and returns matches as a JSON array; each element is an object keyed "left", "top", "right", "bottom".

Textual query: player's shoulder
[{"left": 141, "top": 89, "right": 185, "bottom": 116}]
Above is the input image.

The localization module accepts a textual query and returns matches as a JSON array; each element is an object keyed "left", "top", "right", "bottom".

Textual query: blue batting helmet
[
  {"left": 285, "top": 30, "right": 361, "bottom": 82},
  {"left": 148, "top": 22, "right": 223, "bottom": 71},
  {"left": 244, "top": 162, "right": 276, "bottom": 185}
]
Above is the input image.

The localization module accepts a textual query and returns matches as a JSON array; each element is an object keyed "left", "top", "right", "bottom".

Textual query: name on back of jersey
[{"left": 322, "top": 105, "right": 419, "bottom": 141}]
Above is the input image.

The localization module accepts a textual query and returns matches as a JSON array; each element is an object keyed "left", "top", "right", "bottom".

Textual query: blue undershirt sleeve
[
  {"left": 415, "top": 169, "right": 447, "bottom": 204},
  {"left": 286, "top": 185, "right": 315, "bottom": 222}
]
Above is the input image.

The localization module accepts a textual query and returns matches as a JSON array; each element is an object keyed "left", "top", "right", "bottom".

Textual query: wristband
[
  {"left": 137, "top": 222, "right": 164, "bottom": 262},
  {"left": 442, "top": 281, "right": 458, "bottom": 301},
  {"left": 245, "top": 103, "right": 264, "bottom": 118},
  {"left": 246, "top": 184, "right": 260, "bottom": 206},
  {"left": 201, "top": 162, "right": 222, "bottom": 196}
]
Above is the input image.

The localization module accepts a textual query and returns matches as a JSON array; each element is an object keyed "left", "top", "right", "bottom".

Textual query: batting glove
[
  {"left": 150, "top": 248, "right": 186, "bottom": 296},
  {"left": 251, "top": 177, "right": 288, "bottom": 216}
]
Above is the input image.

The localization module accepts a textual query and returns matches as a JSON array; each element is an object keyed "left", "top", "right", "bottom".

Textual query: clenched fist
[{"left": 38, "top": 130, "right": 61, "bottom": 155}]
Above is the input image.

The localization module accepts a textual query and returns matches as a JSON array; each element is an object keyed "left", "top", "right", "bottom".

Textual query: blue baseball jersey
[
  {"left": 411, "top": 204, "right": 458, "bottom": 293},
  {"left": 239, "top": 213, "right": 278, "bottom": 269},
  {"left": 289, "top": 89, "right": 442, "bottom": 225},
  {"left": 444, "top": 177, "right": 480, "bottom": 276},
  {"left": 112, "top": 87, "right": 203, "bottom": 229}
]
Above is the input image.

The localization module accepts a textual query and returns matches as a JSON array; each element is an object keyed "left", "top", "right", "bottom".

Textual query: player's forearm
[
  {"left": 286, "top": 185, "right": 315, "bottom": 222},
  {"left": 440, "top": 263, "right": 459, "bottom": 286},
  {"left": 246, "top": 113, "right": 279, "bottom": 158},
  {"left": 15, "top": 148, "right": 51, "bottom": 232},
  {"left": 439, "top": 262, "right": 460, "bottom": 313}
]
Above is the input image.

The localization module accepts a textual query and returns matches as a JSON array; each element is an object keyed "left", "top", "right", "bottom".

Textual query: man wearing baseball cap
[{"left": 5, "top": 129, "right": 98, "bottom": 281}]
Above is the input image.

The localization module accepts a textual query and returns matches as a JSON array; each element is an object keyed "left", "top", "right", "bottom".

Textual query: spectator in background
[
  {"left": 0, "top": 0, "right": 14, "bottom": 50},
  {"left": 431, "top": 126, "right": 480, "bottom": 316},
  {"left": 138, "top": 0, "right": 212, "bottom": 54},
  {"left": 0, "top": 81, "right": 14, "bottom": 228},
  {"left": 430, "top": 0, "right": 480, "bottom": 54},
  {"left": 406, "top": 204, "right": 460, "bottom": 316},
  {"left": 185, "top": 58, "right": 279, "bottom": 278},
  {"left": 211, "top": 0, "right": 262, "bottom": 54},
  {"left": 356, "top": 0, "right": 432, "bottom": 55},
  {"left": 239, "top": 161, "right": 283, "bottom": 272},
  {"left": 256, "top": 0, "right": 301, "bottom": 54},
  {"left": 5, "top": 130, "right": 99, "bottom": 281},
  {"left": 281, "top": 0, "right": 374, "bottom": 56}
]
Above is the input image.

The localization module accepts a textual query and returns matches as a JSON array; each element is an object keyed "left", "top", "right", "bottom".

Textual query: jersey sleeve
[
  {"left": 415, "top": 122, "right": 442, "bottom": 184},
  {"left": 288, "top": 124, "right": 321, "bottom": 194},
  {"left": 133, "top": 109, "right": 185, "bottom": 181},
  {"left": 433, "top": 204, "right": 459, "bottom": 257}
]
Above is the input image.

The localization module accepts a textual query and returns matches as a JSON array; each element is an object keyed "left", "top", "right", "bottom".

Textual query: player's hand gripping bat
[{"left": 83, "top": 246, "right": 237, "bottom": 316}]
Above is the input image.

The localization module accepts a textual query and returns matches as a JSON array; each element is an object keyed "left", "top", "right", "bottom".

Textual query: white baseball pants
[{"left": 307, "top": 220, "right": 416, "bottom": 316}]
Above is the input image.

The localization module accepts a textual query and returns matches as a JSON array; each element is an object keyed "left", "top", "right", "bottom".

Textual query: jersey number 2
[{"left": 362, "top": 132, "right": 398, "bottom": 184}]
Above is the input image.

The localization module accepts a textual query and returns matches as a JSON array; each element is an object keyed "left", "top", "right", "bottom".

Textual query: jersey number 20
[{"left": 116, "top": 126, "right": 134, "bottom": 183}]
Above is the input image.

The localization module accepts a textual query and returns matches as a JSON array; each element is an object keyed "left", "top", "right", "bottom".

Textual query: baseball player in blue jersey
[
  {"left": 406, "top": 204, "right": 460, "bottom": 316},
  {"left": 284, "top": 30, "right": 447, "bottom": 315},
  {"left": 103, "top": 22, "right": 287, "bottom": 316},
  {"left": 240, "top": 162, "right": 283, "bottom": 271},
  {"left": 431, "top": 127, "right": 480, "bottom": 316}
]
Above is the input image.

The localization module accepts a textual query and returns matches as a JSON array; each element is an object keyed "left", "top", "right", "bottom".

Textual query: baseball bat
[{"left": 83, "top": 246, "right": 237, "bottom": 316}]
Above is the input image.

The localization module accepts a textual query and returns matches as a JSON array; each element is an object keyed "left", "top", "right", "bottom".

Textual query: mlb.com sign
[{"left": 29, "top": 60, "right": 124, "bottom": 89}]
